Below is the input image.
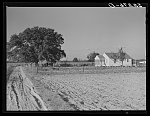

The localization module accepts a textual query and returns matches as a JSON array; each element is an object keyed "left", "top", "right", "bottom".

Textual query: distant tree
[
  {"left": 73, "top": 57, "right": 78, "bottom": 62},
  {"left": 111, "top": 53, "right": 119, "bottom": 63},
  {"left": 118, "top": 47, "right": 125, "bottom": 66},
  {"left": 7, "top": 26, "right": 66, "bottom": 66},
  {"left": 87, "top": 51, "right": 99, "bottom": 62}
]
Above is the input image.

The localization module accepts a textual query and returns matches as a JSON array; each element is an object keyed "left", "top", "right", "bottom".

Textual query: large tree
[
  {"left": 7, "top": 26, "right": 66, "bottom": 65},
  {"left": 87, "top": 51, "right": 99, "bottom": 62}
]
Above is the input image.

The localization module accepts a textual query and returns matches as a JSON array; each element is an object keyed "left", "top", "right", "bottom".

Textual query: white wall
[
  {"left": 109, "top": 59, "right": 122, "bottom": 66},
  {"left": 123, "top": 59, "right": 132, "bottom": 66},
  {"left": 94, "top": 56, "right": 105, "bottom": 67},
  {"left": 103, "top": 53, "right": 110, "bottom": 66},
  {"left": 95, "top": 59, "right": 101, "bottom": 66}
]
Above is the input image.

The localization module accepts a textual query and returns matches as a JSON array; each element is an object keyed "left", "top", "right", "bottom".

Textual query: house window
[{"left": 127, "top": 59, "right": 129, "bottom": 62}]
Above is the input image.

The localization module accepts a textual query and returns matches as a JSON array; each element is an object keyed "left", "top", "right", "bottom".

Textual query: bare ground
[{"left": 22, "top": 66, "right": 146, "bottom": 111}]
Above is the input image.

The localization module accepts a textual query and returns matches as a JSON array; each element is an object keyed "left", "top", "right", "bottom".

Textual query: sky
[{"left": 7, "top": 7, "right": 146, "bottom": 60}]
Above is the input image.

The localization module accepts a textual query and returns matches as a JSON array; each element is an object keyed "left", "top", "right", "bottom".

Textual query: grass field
[{"left": 21, "top": 66, "right": 146, "bottom": 110}]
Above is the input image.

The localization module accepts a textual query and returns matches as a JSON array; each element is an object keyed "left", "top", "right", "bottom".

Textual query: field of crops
[{"left": 23, "top": 66, "right": 146, "bottom": 111}]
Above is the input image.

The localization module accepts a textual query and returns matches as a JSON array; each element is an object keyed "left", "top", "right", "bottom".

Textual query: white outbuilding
[{"left": 94, "top": 55, "right": 105, "bottom": 67}]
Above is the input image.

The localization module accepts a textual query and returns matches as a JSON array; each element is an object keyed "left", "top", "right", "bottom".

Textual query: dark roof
[
  {"left": 124, "top": 53, "right": 133, "bottom": 59},
  {"left": 97, "top": 55, "right": 105, "bottom": 59},
  {"left": 105, "top": 52, "right": 132, "bottom": 59}
]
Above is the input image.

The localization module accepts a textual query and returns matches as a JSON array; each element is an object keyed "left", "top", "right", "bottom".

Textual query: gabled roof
[
  {"left": 105, "top": 52, "right": 132, "bottom": 59},
  {"left": 98, "top": 55, "right": 105, "bottom": 59},
  {"left": 95, "top": 55, "right": 105, "bottom": 60}
]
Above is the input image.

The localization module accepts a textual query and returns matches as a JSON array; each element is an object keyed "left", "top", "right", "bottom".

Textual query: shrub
[
  {"left": 60, "top": 63, "right": 73, "bottom": 67},
  {"left": 81, "top": 64, "right": 88, "bottom": 66}
]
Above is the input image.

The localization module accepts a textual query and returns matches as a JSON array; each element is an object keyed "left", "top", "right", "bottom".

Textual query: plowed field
[{"left": 24, "top": 67, "right": 146, "bottom": 110}]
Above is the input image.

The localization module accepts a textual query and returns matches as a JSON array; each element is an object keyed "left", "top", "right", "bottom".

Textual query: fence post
[{"left": 83, "top": 66, "right": 84, "bottom": 73}]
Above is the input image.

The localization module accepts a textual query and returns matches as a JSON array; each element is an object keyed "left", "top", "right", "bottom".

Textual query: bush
[
  {"left": 81, "top": 64, "right": 88, "bottom": 66},
  {"left": 60, "top": 63, "right": 73, "bottom": 67}
]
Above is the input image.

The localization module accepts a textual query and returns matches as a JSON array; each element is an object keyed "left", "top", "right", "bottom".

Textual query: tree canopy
[
  {"left": 87, "top": 52, "right": 99, "bottom": 62},
  {"left": 111, "top": 53, "right": 119, "bottom": 63},
  {"left": 7, "top": 26, "right": 66, "bottom": 65},
  {"left": 111, "top": 47, "right": 125, "bottom": 65},
  {"left": 118, "top": 47, "right": 125, "bottom": 66},
  {"left": 73, "top": 57, "right": 79, "bottom": 62}
]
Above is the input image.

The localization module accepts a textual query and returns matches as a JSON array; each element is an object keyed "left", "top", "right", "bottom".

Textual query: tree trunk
[{"left": 35, "top": 61, "right": 39, "bottom": 74}]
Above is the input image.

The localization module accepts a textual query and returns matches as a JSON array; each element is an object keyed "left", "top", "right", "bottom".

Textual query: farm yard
[{"left": 19, "top": 65, "right": 146, "bottom": 111}]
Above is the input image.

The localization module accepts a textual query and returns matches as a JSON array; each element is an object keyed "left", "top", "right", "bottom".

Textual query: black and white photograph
[{"left": 5, "top": 3, "right": 146, "bottom": 112}]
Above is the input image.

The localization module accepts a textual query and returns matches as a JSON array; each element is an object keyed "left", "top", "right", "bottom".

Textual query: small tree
[
  {"left": 118, "top": 47, "right": 125, "bottom": 66},
  {"left": 87, "top": 51, "right": 99, "bottom": 62},
  {"left": 111, "top": 53, "right": 119, "bottom": 63},
  {"left": 73, "top": 57, "right": 78, "bottom": 62}
]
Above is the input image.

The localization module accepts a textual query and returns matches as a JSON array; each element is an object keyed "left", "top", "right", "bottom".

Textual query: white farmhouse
[{"left": 103, "top": 52, "right": 133, "bottom": 66}]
